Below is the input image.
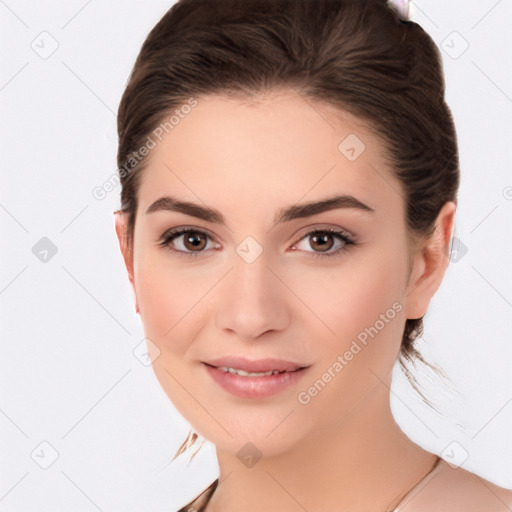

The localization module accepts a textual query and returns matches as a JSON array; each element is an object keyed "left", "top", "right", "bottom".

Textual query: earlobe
[
  {"left": 404, "top": 202, "right": 457, "bottom": 320},
  {"left": 114, "top": 210, "right": 140, "bottom": 315}
]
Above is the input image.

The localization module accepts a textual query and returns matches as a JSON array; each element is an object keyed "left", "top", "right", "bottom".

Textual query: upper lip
[{"left": 204, "top": 356, "right": 307, "bottom": 372}]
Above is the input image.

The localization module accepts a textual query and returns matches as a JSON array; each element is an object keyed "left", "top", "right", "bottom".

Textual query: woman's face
[{"left": 117, "top": 90, "right": 426, "bottom": 457}]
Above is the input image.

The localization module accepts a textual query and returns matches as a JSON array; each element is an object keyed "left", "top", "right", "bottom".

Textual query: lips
[
  {"left": 203, "top": 356, "right": 307, "bottom": 373},
  {"left": 203, "top": 358, "right": 310, "bottom": 399}
]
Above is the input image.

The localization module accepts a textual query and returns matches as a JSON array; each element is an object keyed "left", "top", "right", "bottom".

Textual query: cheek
[
  {"left": 133, "top": 250, "right": 211, "bottom": 356},
  {"left": 290, "top": 254, "right": 408, "bottom": 424},
  {"left": 290, "top": 248, "right": 407, "bottom": 350},
  {"left": 132, "top": 253, "right": 213, "bottom": 423}
]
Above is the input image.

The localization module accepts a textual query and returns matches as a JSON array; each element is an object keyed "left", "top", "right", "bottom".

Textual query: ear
[
  {"left": 404, "top": 201, "right": 457, "bottom": 320},
  {"left": 114, "top": 210, "right": 139, "bottom": 314}
]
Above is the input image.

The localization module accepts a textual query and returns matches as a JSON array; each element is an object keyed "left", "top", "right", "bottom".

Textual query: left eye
[{"left": 291, "top": 228, "right": 355, "bottom": 259}]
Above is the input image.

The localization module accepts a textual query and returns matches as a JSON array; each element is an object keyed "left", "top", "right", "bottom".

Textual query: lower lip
[{"left": 204, "top": 364, "right": 309, "bottom": 399}]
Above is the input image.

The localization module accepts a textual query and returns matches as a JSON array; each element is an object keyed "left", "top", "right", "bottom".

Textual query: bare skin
[{"left": 114, "top": 89, "right": 512, "bottom": 511}]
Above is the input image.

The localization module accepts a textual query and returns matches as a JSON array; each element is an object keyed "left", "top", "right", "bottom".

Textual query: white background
[{"left": 1, "top": 0, "right": 511, "bottom": 510}]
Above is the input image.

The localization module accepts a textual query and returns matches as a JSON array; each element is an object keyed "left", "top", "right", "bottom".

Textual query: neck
[{"left": 206, "top": 378, "right": 437, "bottom": 512}]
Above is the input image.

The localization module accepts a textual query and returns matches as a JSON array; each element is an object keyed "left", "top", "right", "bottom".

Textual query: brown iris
[
  {"left": 183, "top": 232, "right": 208, "bottom": 252},
  {"left": 308, "top": 232, "right": 335, "bottom": 253}
]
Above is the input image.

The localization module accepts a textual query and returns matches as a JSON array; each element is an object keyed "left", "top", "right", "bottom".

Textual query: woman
[{"left": 113, "top": 0, "right": 512, "bottom": 510}]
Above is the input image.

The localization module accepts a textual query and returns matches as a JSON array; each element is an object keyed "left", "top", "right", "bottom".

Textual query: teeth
[{"left": 219, "top": 366, "right": 285, "bottom": 377}]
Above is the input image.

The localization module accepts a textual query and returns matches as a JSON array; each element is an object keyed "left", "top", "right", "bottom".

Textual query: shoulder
[{"left": 400, "top": 459, "right": 512, "bottom": 512}]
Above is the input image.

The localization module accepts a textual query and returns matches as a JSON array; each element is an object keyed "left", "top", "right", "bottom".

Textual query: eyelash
[{"left": 157, "top": 226, "right": 357, "bottom": 261}]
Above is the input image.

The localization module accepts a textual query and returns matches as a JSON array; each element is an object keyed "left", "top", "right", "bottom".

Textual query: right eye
[{"left": 158, "top": 227, "right": 220, "bottom": 258}]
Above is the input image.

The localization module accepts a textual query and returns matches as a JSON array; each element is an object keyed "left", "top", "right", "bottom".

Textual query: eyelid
[{"left": 292, "top": 223, "right": 355, "bottom": 242}]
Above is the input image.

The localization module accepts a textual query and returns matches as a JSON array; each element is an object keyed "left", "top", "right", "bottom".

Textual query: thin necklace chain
[
  {"left": 383, "top": 455, "right": 441, "bottom": 512},
  {"left": 192, "top": 455, "right": 442, "bottom": 512}
]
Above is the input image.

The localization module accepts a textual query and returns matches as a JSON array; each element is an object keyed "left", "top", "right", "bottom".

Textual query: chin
[{"left": 211, "top": 427, "right": 305, "bottom": 462}]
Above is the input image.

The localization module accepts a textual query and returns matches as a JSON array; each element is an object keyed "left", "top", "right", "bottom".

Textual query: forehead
[{"left": 136, "top": 91, "right": 403, "bottom": 220}]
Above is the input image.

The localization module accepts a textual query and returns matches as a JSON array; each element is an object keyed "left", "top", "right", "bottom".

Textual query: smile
[{"left": 203, "top": 362, "right": 309, "bottom": 399}]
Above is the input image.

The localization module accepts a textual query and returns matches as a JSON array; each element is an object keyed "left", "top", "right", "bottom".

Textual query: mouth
[{"left": 202, "top": 357, "right": 310, "bottom": 399}]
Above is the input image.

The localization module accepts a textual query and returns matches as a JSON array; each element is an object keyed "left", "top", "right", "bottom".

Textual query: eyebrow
[{"left": 145, "top": 194, "right": 375, "bottom": 225}]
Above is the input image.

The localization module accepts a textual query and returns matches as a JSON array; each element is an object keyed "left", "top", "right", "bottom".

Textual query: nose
[{"left": 215, "top": 251, "right": 289, "bottom": 340}]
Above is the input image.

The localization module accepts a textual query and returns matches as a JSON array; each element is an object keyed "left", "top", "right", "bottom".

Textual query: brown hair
[{"left": 116, "top": 0, "right": 460, "bottom": 421}]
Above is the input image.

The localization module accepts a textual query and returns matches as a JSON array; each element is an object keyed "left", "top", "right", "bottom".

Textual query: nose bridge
[
  {"left": 233, "top": 247, "right": 272, "bottom": 299},
  {"left": 215, "top": 244, "right": 288, "bottom": 339}
]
